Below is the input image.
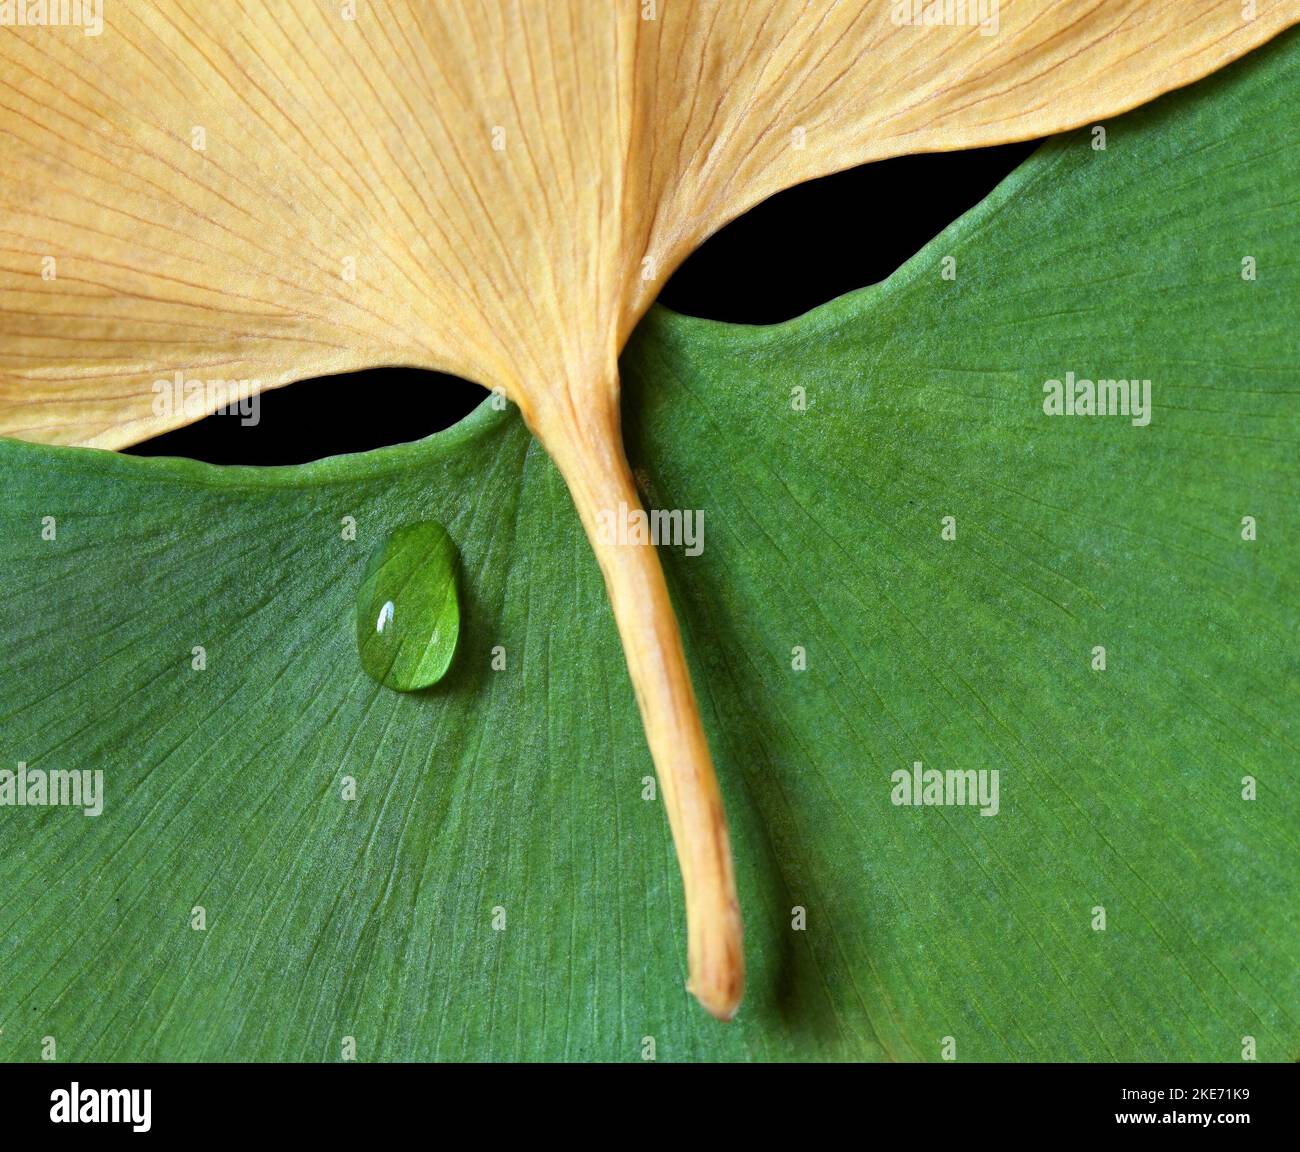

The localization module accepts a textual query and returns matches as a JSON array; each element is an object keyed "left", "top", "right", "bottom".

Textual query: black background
[
  {"left": 126, "top": 139, "right": 1039, "bottom": 467},
  {"left": 2, "top": 1058, "right": 1290, "bottom": 1137}
]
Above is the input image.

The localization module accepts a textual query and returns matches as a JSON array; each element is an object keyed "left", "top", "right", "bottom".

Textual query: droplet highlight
[{"left": 356, "top": 520, "right": 460, "bottom": 691}]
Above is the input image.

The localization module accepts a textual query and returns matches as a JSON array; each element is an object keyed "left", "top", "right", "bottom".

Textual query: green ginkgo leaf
[{"left": 0, "top": 30, "right": 1296, "bottom": 1061}]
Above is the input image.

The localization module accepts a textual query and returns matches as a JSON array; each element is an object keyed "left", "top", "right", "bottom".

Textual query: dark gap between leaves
[
  {"left": 124, "top": 368, "right": 487, "bottom": 467},
  {"left": 658, "top": 138, "right": 1042, "bottom": 323}
]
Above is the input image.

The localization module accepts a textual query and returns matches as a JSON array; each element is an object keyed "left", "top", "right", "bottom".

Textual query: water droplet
[{"left": 356, "top": 521, "right": 460, "bottom": 691}]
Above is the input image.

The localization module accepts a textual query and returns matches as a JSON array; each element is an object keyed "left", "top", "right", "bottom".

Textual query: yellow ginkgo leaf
[{"left": 2, "top": 0, "right": 1295, "bottom": 1020}]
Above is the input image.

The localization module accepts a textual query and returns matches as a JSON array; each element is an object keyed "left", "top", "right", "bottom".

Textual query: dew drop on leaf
[{"left": 355, "top": 521, "right": 460, "bottom": 691}]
